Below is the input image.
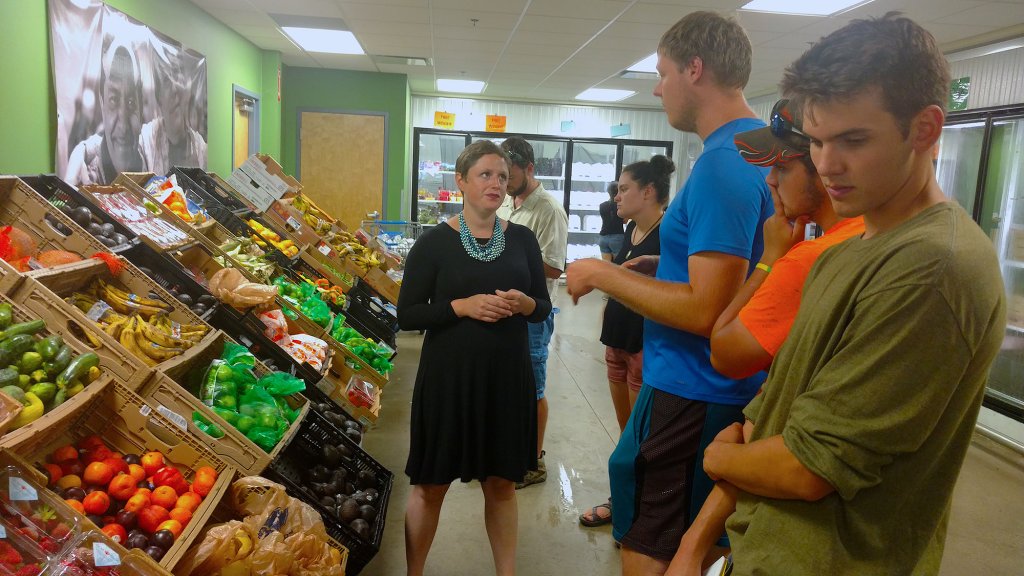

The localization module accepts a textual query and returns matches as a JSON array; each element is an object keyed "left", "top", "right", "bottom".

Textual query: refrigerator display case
[
  {"left": 936, "top": 105, "right": 1024, "bottom": 422},
  {"left": 412, "top": 128, "right": 673, "bottom": 264}
]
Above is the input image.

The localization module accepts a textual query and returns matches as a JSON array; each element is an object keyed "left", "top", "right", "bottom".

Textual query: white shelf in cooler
[
  {"left": 1008, "top": 323, "right": 1024, "bottom": 334},
  {"left": 574, "top": 176, "right": 616, "bottom": 182},
  {"left": 1003, "top": 259, "right": 1024, "bottom": 269},
  {"left": 419, "top": 199, "right": 463, "bottom": 204},
  {"left": 536, "top": 175, "right": 565, "bottom": 181}
]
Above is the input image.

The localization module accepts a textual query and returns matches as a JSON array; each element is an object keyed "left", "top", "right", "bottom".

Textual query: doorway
[
  {"left": 297, "top": 109, "right": 387, "bottom": 229},
  {"left": 232, "top": 85, "right": 260, "bottom": 169}
]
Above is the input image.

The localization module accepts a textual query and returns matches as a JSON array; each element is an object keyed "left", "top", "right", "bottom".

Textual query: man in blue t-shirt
[{"left": 566, "top": 11, "right": 772, "bottom": 574}]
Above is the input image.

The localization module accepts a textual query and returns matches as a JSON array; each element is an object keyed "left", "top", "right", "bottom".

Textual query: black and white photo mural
[{"left": 50, "top": 0, "right": 208, "bottom": 186}]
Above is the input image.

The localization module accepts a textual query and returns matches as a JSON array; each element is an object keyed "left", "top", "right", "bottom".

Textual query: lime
[
  {"left": 214, "top": 394, "right": 237, "bottom": 410},
  {"left": 236, "top": 415, "right": 256, "bottom": 433}
]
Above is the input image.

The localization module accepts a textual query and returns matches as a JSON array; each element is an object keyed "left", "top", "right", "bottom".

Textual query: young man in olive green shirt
[{"left": 667, "top": 14, "right": 1006, "bottom": 576}]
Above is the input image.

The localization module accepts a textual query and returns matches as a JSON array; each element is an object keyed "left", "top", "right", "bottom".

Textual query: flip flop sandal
[{"left": 579, "top": 501, "right": 613, "bottom": 527}]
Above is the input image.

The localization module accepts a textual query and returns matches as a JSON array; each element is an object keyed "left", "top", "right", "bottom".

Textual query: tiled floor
[{"left": 361, "top": 288, "right": 1024, "bottom": 575}]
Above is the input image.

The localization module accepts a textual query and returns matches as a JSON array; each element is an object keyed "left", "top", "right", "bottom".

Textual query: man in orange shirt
[{"left": 709, "top": 99, "right": 865, "bottom": 380}]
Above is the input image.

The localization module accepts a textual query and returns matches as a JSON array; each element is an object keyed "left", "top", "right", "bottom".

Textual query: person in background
[
  {"left": 497, "top": 136, "right": 569, "bottom": 490},
  {"left": 565, "top": 11, "right": 772, "bottom": 574},
  {"left": 139, "top": 45, "right": 207, "bottom": 175},
  {"left": 65, "top": 36, "right": 144, "bottom": 186},
  {"left": 709, "top": 99, "right": 865, "bottom": 380},
  {"left": 598, "top": 181, "right": 626, "bottom": 262},
  {"left": 670, "top": 14, "right": 1006, "bottom": 576},
  {"left": 398, "top": 140, "right": 551, "bottom": 576},
  {"left": 579, "top": 155, "right": 673, "bottom": 529}
]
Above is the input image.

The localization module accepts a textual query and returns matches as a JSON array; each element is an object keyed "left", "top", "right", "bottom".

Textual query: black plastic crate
[
  {"left": 173, "top": 166, "right": 251, "bottom": 214},
  {"left": 206, "top": 204, "right": 298, "bottom": 268},
  {"left": 300, "top": 384, "right": 365, "bottom": 440},
  {"left": 120, "top": 241, "right": 220, "bottom": 322},
  {"left": 347, "top": 283, "right": 399, "bottom": 348},
  {"left": 207, "top": 303, "right": 328, "bottom": 386},
  {"left": 264, "top": 409, "right": 392, "bottom": 575},
  {"left": 21, "top": 174, "right": 140, "bottom": 254}
]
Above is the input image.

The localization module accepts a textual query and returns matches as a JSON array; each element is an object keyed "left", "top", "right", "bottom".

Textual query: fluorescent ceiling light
[
  {"left": 281, "top": 27, "right": 364, "bottom": 54},
  {"left": 626, "top": 52, "right": 658, "bottom": 73},
  {"left": 947, "top": 38, "right": 1024, "bottom": 62},
  {"left": 437, "top": 79, "right": 486, "bottom": 94},
  {"left": 575, "top": 88, "right": 636, "bottom": 102},
  {"left": 740, "top": 0, "right": 874, "bottom": 16}
]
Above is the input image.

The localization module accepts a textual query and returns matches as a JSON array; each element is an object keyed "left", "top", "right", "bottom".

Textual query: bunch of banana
[
  {"left": 218, "top": 527, "right": 256, "bottom": 576},
  {"left": 65, "top": 289, "right": 209, "bottom": 366},
  {"left": 247, "top": 219, "right": 300, "bottom": 258},
  {"left": 294, "top": 194, "right": 335, "bottom": 235},
  {"left": 97, "top": 280, "right": 172, "bottom": 319}
]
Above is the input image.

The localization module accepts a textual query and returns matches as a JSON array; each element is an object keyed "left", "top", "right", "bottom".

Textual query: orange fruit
[
  {"left": 175, "top": 491, "right": 202, "bottom": 513},
  {"left": 83, "top": 462, "right": 115, "bottom": 486},
  {"left": 124, "top": 493, "right": 150, "bottom": 514},
  {"left": 156, "top": 519, "right": 183, "bottom": 539},
  {"left": 151, "top": 485, "right": 178, "bottom": 509},
  {"left": 83, "top": 491, "right": 110, "bottom": 516},
  {"left": 56, "top": 474, "right": 82, "bottom": 491},
  {"left": 127, "top": 464, "right": 146, "bottom": 484},
  {"left": 140, "top": 452, "right": 165, "bottom": 477},
  {"left": 168, "top": 507, "right": 192, "bottom": 525},
  {"left": 65, "top": 499, "right": 85, "bottom": 514},
  {"left": 107, "top": 474, "right": 137, "bottom": 501},
  {"left": 50, "top": 445, "right": 79, "bottom": 464}
]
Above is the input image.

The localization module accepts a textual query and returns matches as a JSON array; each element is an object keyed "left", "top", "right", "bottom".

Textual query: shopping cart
[{"left": 360, "top": 218, "right": 423, "bottom": 268}]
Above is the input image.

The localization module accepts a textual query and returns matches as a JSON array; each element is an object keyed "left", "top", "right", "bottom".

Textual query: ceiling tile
[
  {"left": 338, "top": 4, "right": 431, "bottom": 22},
  {"left": 250, "top": 0, "right": 344, "bottom": 17},
  {"left": 203, "top": 8, "right": 278, "bottom": 28},
  {"left": 618, "top": 3, "right": 706, "bottom": 24},
  {"left": 430, "top": 8, "right": 524, "bottom": 29},
  {"left": 527, "top": 0, "right": 634, "bottom": 20},
  {"left": 934, "top": 1, "right": 1024, "bottom": 26}
]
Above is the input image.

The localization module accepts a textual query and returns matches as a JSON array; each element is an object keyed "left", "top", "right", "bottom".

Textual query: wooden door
[
  {"left": 299, "top": 111, "right": 385, "bottom": 229},
  {"left": 233, "top": 100, "right": 250, "bottom": 169}
]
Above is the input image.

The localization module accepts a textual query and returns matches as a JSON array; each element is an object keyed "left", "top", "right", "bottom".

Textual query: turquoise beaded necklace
[{"left": 458, "top": 212, "right": 505, "bottom": 261}]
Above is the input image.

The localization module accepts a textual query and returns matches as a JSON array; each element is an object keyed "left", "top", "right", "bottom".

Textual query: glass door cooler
[{"left": 415, "top": 131, "right": 468, "bottom": 226}]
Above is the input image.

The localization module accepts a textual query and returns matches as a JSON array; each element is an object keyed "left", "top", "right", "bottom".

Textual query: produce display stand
[
  {"left": 5, "top": 380, "right": 235, "bottom": 571},
  {"left": 0, "top": 291, "right": 123, "bottom": 449},
  {"left": 204, "top": 204, "right": 302, "bottom": 269},
  {"left": 13, "top": 257, "right": 216, "bottom": 385},
  {"left": 122, "top": 241, "right": 222, "bottom": 323},
  {"left": 261, "top": 408, "right": 392, "bottom": 575},
  {"left": 21, "top": 173, "right": 141, "bottom": 255},
  {"left": 171, "top": 166, "right": 253, "bottom": 215},
  {"left": 0, "top": 449, "right": 173, "bottom": 575},
  {"left": 141, "top": 330, "right": 309, "bottom": 477},
  {"left": 113, "top": 172, "right": 219, "bottom": 241},
  {"left": 315, "top": 367, "right": 381, "bottom": 427},
  {"left": 299, "top": 246, "right": 358, "bottom": 292},
  {"left": 76, "top": 182, "right": 196, "bottom": 254},
  {"left": 206, "top": 304, "right": 329, "bottom": 387},
  {"left": 0, "top": 176, "right": 114, "bottom": 295}
]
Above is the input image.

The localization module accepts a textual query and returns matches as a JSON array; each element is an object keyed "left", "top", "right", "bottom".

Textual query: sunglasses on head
[
  {"left": 770, "top": 101, "right": 810, "bottom": 146},
  {"left": 504, "top": 148, "right": 530, "bottom": 166}
]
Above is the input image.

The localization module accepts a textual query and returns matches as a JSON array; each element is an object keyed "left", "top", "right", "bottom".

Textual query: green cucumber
[
  {"left": 56, "top": 352, "right": 99, "bottom": 388},
  {"left": 44, "top": 345, "right": 73, "bottom": 378},
  {"left": 0, "top": 304, "right": 12, "bottom": 330},
  {"left": 1, "top": 385, "right": 26, "bottom": 404},
  {"left": 34, "top": 335, "right": 63, "bottom": 361},
  {"left": 0, "top": 320, "right": 45, "bottom": 341},
  {"left": 0, "top": 368, "right": 18, "bottom": 389},
  {"left": 18, "top": 352, "right": 43, "bottom": 374},
  {"left": 0, "top": 335, "right": 37, "bottom": 366}
]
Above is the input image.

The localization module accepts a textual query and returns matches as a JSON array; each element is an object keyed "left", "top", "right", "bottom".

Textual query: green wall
[
  {"left": 281, "top": 66, "right": 410, "bottom": 219},
  {"left": 0, "top": 0, "right": 280, "bottom": 176}
]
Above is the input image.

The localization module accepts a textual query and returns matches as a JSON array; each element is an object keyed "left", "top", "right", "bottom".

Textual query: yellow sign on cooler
[
  {"left": 486, "top": 114, "right": 507, "bottom": 133},
  {"left": 434, "top": 111, "right": 456, "bottom": 129}
]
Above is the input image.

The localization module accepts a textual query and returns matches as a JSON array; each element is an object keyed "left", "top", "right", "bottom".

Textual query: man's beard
[{"left": 507, "top": 178, "right": 529, "bottom": 197}]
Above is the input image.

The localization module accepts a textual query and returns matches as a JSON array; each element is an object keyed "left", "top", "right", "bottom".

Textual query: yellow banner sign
[
  {"left": 434, "top": 111, "right": 455, "bottom": 129},
  {"left": 486, "top": 114, "right": 507, "bottom": 133}
]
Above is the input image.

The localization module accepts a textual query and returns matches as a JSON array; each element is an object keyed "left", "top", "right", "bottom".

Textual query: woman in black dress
[
  {"left": 578, "top": 155, "right": 674, "bottom": 528},
  {"left": 398, "top": 140, "right": 551, "bottom": 576}
]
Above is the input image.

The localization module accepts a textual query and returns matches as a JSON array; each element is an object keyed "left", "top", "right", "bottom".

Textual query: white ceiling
[{"left": 191, "top": 0, "right": 1024, "bottom": 108}]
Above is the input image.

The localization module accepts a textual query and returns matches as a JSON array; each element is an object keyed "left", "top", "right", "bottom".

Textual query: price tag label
[
  {"left": 0, "top": 524, "right": 7, "bottom": 539},
  {"left": 8, "top": 478, "right": 37, "bottom": 501},
  {"left": 93, "top": 542, "right": 121, "bottom": 567},
  {"left": 157, "top": 405, "right": 189, "bottom": 432},
  {"left": 286, "top": 215, "right": 303, "bottom": 232},
  {"left": 139, "top": 404, "right": 152, "bottom": 417},
  {"left": 318, "top": 243, "right": 332, "bottom": 256},
  {"left": 86, "top": 301, "right": 113, "bottom": 322}
]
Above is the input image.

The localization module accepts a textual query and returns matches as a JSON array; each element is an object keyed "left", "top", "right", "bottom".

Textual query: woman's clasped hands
[{"left": 453, "top": 289, "right": 531, "bottom": 322}]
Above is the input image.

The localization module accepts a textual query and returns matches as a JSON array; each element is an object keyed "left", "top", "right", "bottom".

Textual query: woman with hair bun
[{"left": 580, "top": 155, "right": 673, "bottom": 528}]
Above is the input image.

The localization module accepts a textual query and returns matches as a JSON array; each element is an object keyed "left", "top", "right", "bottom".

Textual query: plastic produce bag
[
  {"left": 258, "top": 372, "right": 306, "bottom": 397},
  {"left": 193, "top": 410, "right": 225, "bottom": 439},
  {"left": 299, "top": 295, "right": 332, "bottom": 328},
  {"left": 224, "top": 341, "right": 257, "bottom": 370},
  {"left": 175, "top": 477, "right": 343, "bottom": 576},
  {"left": 199, "top": 360, "right": 240, "bottom": 413},
  {"left": 209, "top": 268, "right": 279, "bottom": 311},
  {"left": 282, "top": 333, "right": 328, "bottom": 372},
  {"left": 238, "top": 385, "right": 288, "bottom": 452},
  {"left": 258, "top": 309, "right": 291, "bottom": 344}
]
